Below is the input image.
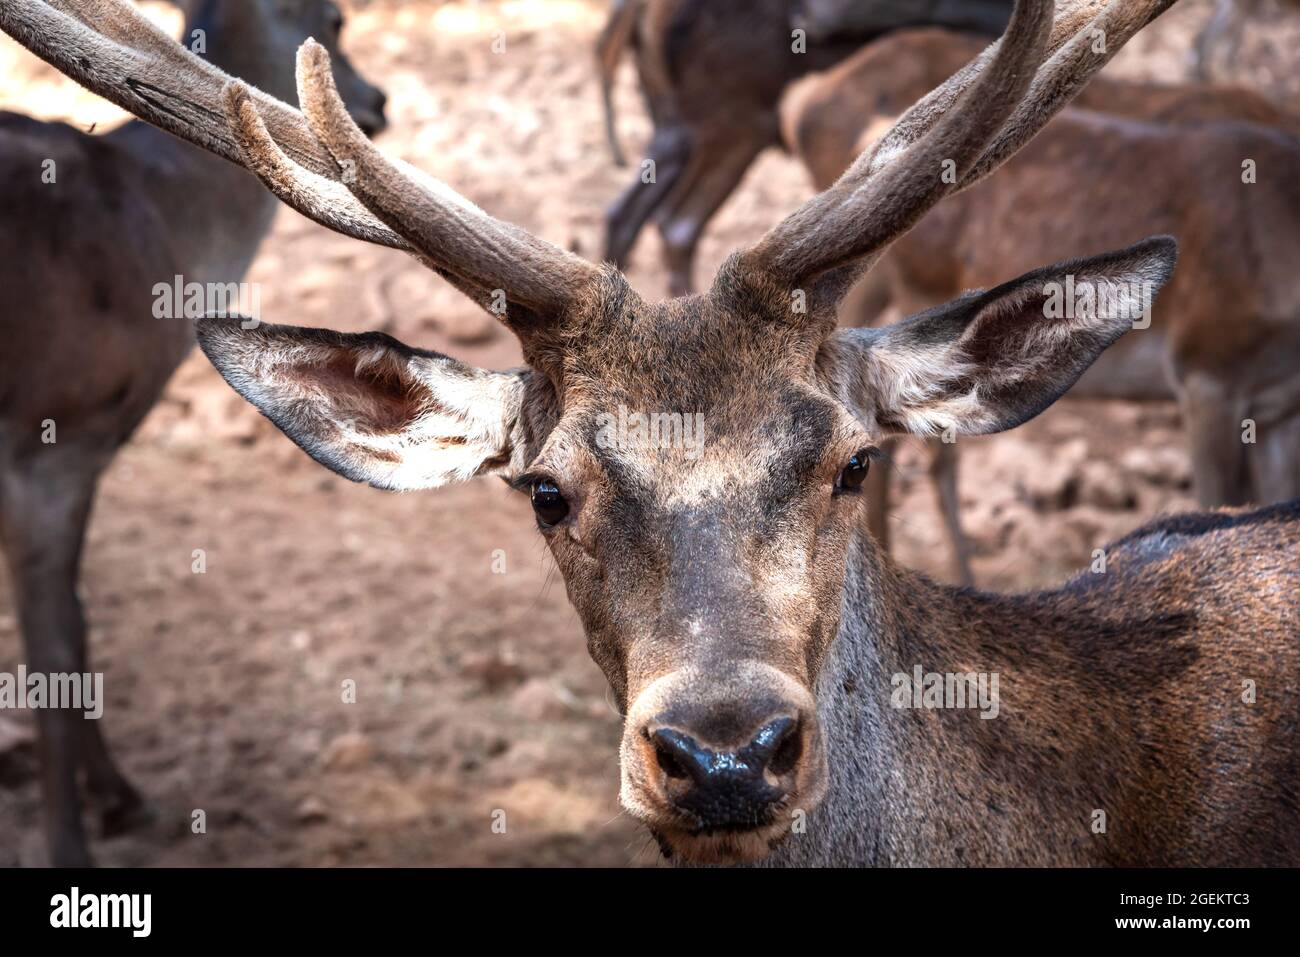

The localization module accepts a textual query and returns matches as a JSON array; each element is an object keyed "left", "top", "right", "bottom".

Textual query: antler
[
  {"left": 0, "top": 1, "right": 348, "bottom": 188},
  {"left": 742, "top": 0, "right": 1178, "bottom": 294},
  {"left": 287, "top": 40, "right": 597, "bottom": 319},
  {"left": 0, "top": 0, "right": 598, "bottom": 325}
]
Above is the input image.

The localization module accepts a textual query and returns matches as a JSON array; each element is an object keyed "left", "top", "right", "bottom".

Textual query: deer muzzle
[{"left": 619, "top": 663, "right": 825, "bottom": 863}]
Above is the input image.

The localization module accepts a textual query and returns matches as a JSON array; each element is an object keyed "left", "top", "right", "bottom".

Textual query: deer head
[
  {"left": 185, "top": 0, "right": 388, "bottom": 135},
  {"left": 0, "top": 0, "right": 1179, "bottom": 863}
]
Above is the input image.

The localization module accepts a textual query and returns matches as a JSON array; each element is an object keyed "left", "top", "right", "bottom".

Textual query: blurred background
[{"left": 0, "top": 0, "right": 1296, "bottom": 866}]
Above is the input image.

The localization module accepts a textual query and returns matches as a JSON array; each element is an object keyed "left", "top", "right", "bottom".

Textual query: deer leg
[
  {"left": 1250, "top": 410, "right": 1300, "bottom": 504},
  {"left": 1194, "top": 0, "right": 1244, "bottom": 81},
  {"left": 602, "top": 123, "right": 693, "bottom": 270},
  {"left": 81, "top": 702, "right": 149, "bottom": 838},
  {"left": 929, "top": 439, "right": 974, "bottom": 587},
  {"left": 0, "top": 459, "right": 138, "bottom": 864},
  {"left": 654, "top": 127, "right": 770, "bottom": 297},
  {"left": 53, "top": 477, "right": 148, "bottom": 836},
  {"left": 0, "top": 464, "right": 94, "bottom": 866},
  {"left": 865, "top": 436, "right": 900, "bottom": 553},
  {"left": 602, "top": 81, "right": 628, "bottom": 168},
  {"left": 1179, "top": 373, "right": 1251, "bottom": 507}
]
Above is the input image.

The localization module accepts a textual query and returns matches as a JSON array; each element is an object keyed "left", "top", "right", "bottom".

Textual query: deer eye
[
  {"left": 530, "top": 480, "right": 569, "bottom": 526},
  {"left": 835, "top": 450, "right": 871, "bottom": 494}
]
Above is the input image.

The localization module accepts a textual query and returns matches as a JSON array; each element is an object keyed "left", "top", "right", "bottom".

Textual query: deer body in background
[
  {"left": 0, "top": 0, "right": 385, "bottom": 867},
  {"left": 784, "top": 28, "right": 1300, "bottom": 583},
  {"left": 597, "top": 0, "right": 1014, "bottom": 296},
  {"left": 7, "top": 0, "right": 1299, "bottom": 867}
]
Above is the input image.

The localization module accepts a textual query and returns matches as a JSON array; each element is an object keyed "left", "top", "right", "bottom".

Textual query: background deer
[
  {"left": 784, "top": 27, "right": 1300, "bottom": 582},
  {"left": 597, "top": 0, "right": 1014, "bottom": 296},
  {"left": 0, "top": 0, "right": 384, "bottom": 867},
  {"left": 6, "top": 0, "right": 1298, "bottom": 867},
  {"left": 1194, "top": 0, "right": 1300, "bottom": 80}
]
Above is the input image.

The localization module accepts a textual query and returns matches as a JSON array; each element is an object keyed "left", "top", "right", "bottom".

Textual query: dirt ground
[{"left": 0, "top": 0, "right": 1295, "bottom": 866}]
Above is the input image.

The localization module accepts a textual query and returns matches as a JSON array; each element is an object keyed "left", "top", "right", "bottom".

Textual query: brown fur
[
  {"left": 773, "top": 498, "right": 1300, "bottom": 865},
  {"left": 16, "top": 0, "right": 1298, "bottom": 867},
  {"left": 783, "top": 27, "right": 1300, "bottom": 581},
  {"left": 598, "top": 0, "right": 1012, "bottom": 296},
  {"left": 0, "top": 0, "right": 384, "bottom": 867},
  {"left": 198, "top": 234, "right": 1300, "bottom": 867}
]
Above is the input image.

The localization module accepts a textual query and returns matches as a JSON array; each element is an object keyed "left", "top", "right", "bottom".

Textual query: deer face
[
  {"left": 517, "top": 268, "right": 876, "bottom": 861},
  {"left": 197, "top": 0, "right": 388, "bottom": 134},
  {"left": 200, "top": 265, "right": 870, "bottom": 862}
]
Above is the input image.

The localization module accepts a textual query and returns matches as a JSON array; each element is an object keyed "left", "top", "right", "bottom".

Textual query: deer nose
[
  {"left": 649, "top": 716, "right": 801, "bottom": 831},
  {"left": 354, "top": 88, "right": 388, "bottom": 137}
]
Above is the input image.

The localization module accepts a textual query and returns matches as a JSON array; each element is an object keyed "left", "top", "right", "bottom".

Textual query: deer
[
  {"left": 1194, "top": 0, "right": 1300, "bottom": 81},
  {"left": 9, "top": 0, "right": 1298, "bottom": 867},
  {"left": 0, "top": 0, "right": 385, "bottom": 867},
  {"left": 597, "top": 0, "right": 1015, "bottom": 297},
  {"left": 783, "top": 26, "right": 1300, "bottom": 584}
]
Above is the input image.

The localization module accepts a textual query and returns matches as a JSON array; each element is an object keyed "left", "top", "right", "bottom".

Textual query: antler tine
[
  {"left": 1, "top": 0, "right": 596, "bottom": 327},
  {"left": 224, "top": 81, "right": 506, "bottom": 309},
  {"left": 223, "top": 82, "right": 410, "bottom": 251},
  {"left": 858, "top": 1, "right": 1116, "bottom": 186},
  {"left": 0, "top": 0, "right": 338, "bottom": 178},
  {"left": 743, "top": 0, "right": 1055, "bottom": 288},
  {"left": 742, "top": 0, "right": 1180, "bottom": 295},
  {"left": 960, "top": 0, "right": 1178, "bottom": 186},
  {"left": 293, "top": 40, "right": 599, "bottom": 322},
  {"left": 2, "top": 0, "right": 419, "bottom": 254}
]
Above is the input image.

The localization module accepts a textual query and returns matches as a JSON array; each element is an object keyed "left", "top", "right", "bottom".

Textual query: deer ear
[
  {"left": 825, "top": 236, "right": 1178, "bottom": 437},
  {"left": 196, "top": 319, "right": 528, "bottom": 490}
]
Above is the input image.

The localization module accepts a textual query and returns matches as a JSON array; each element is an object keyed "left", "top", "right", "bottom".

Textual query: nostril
[
  {"left": 745, "top": 716, "right": 800, "bottom": 778},
  {"left": 650, "top": 728, "right": 711, "bottom": 784},
  {"left": 653, "top": 736, "right": 690, "bottom": 780},
  {"left": 768, "top": 721, "right": 802, "bottom": 777}
]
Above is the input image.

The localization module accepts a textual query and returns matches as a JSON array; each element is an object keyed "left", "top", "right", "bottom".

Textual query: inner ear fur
[
  {"left": 196, "top": 317, "right": 531, "bottom": 491},
  {"left": 821, "top": 235, "right": 1178, "bottom": 437}
]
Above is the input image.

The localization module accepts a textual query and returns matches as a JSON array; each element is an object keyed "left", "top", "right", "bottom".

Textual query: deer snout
[
  {"left": 342, "top": 81, "right": 388, "bottom": 138},
  {"left": 620, "top": 663, "right": 824, "bottom": 860},
  {"left": 648, "top": 716, "right": 802, "bottom": 831}
]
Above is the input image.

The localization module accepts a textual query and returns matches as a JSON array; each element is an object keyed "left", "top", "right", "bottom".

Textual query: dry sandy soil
[{"left": 0, "top": 0, "right": 1295, "bottom": 866}]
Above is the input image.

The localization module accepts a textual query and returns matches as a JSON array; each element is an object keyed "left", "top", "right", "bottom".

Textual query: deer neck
[{"left": 759, "top": 530, "right": 1038, "bottom": 867}]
